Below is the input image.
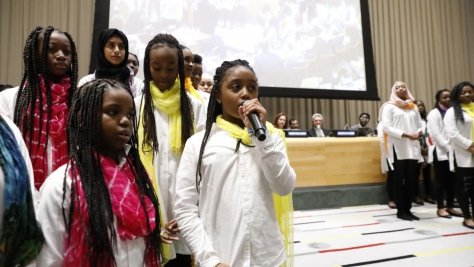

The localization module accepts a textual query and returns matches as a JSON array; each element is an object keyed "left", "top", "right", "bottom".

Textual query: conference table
[{"left": 286, "top": 137, "right": 385, "bottom": 187}]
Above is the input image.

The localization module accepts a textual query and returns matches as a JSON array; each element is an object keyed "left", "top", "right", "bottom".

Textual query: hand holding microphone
[{"left": 240, "top": 99, "right": 267, "bottom": 141}]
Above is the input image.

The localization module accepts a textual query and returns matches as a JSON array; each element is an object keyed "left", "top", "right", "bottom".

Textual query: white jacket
[
  {"left": 426, "top": 108, "right": 450, "bottom": 162},
  {"left": 381, "top": 104, "right": 422, "bottom": 164},
  {"left": 444, "top": 107, "right": 474, "bottom": 169}
]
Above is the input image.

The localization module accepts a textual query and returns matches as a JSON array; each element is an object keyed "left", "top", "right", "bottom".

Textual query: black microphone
[{"left": 243, "top": 101, "right": 266, "bottom": 141}]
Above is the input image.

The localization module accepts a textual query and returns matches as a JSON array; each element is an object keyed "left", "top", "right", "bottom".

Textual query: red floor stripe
[
  {"left": 319, "top": 242, "right": 385, "bottom": 253},
  {"left": 343, "top": 222, "right": 380, "bottom": 228},
  {"left": 443, "top": 231, "right": 474, "bottom": 237}
]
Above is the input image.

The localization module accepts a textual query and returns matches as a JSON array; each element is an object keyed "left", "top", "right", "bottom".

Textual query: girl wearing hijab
[
  {"left": 79, "top": 28, "right": 140, "bottom": 97},
  {"left": 379, "top": 81, "right": 422, "bottom": 221}
]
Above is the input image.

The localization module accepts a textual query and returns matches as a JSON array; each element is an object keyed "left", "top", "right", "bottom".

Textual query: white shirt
[
  {"left": 381, "top": 104, "right": 422, "bottom": 163},
  {"left": 427, "top": 108, "right": 450, "bottom": 162},
  {"left": 0, "top": 86, "right": 19, "bottom": 118},
  {"left": 36, "top": 164, "right": 149, "bottom": 267},
  {"left": 443, "top": 107, "right": 474, "bottom": 169},
  {"left": 174, "top": 125, "right": 296, "bottom": 267},
  {"left": 78, "top": 72, "right": 143, "bottom": 97},
  {"left": 134, "top": 93, "right": 206, "bottom": 255},
  {"left": 0, "top": 88, "right": 46, "bottom": 195}
]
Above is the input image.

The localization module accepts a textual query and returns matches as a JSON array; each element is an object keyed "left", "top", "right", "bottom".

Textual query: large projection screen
[{"left": 93, "top": 0, "right": 377, "bottom": 100}]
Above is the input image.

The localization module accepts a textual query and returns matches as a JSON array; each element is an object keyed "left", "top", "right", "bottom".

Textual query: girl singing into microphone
[{"left": 173, "top": 59, "right": 296, "bottom": 267}]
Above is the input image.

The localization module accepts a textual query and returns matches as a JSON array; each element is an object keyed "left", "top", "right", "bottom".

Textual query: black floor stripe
[
  {"left": 341, "top": 254, "right": 416, "bottom": 266},
  {"left": 362, "top": 227, "right": 414, "bottom": 235},
  {"left": 373, "top": 213, "right": 397, "bottom": 217}
]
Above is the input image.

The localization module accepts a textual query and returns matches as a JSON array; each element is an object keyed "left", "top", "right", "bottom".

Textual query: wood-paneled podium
[{"left": 286, "top": 137, "right": 385, "bottom": 187}]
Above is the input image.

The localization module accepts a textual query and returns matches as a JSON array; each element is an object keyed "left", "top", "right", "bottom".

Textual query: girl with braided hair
[
  {"left": 136, "top": 33, "right": 206, "bottom": 266},
  {"left": 174, "top": 59, "right": 296, "bottom": 267},
  {"left": 427, "top": 89, "right": 463, "bottom": 218},
  {"left": 37, "top": 79, "right": 162, "bottom": 266},
  {"left": 444, "top": 81, "right": 474, "bottom": 229},
  {"left": 0, "top": 26, "right": 78, "bottom": 190},
  {"left": 0, "top": 114, "right": 43, "bottom": 266}
]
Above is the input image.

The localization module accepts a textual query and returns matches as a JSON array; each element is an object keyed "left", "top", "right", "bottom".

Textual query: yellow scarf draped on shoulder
[
  {"left": 137, "top": 79, "right": 183, "bottom": 264},
  {"left": 215, "top": 115, "right": 294, "bottom": 267},
  {"left": 185, "top": 77, "right": 204, "bottom": 103},
  {"left": 461, "top": 102, "right": 474, "bottom": 140}
]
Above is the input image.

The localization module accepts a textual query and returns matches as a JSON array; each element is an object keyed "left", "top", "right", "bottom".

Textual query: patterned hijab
[{"left": 379, "top": 81, "right": 416, "bottom": 120}]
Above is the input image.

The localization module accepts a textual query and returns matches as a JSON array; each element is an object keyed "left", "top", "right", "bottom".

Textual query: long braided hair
[
  {"left": 450, "top": 81, "right": 474, "bottom": 123},
  {"left": 195, "top": 59, "right": 256, "bottom": 192},
  {"left": 13, "top": 26, "right": 78, "bottom": 157},
  {"left": 65, "top": 79, "right": 161, "bottom": 266},
  {"left": 141, "top": 33, "right": 194, "bottom": 153}
]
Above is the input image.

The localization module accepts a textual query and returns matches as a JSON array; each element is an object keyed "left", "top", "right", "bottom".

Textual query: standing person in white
[
  {"left": 427, "top": 89, "right": 462, "bottom": 218},
  {"left": 380, "top": 81, "right": 422, "bottom": 221},
  {"left": 136, "top": 33, "right": 206, "bottom": 266},
  {"left": 174, "top": 60, "right": 296, "bottom": 267},
  {"left": 443, "top": 81, "right": 474, "bottom": 229}
]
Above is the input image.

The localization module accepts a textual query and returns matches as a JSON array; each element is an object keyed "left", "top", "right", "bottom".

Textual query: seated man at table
[
  {"left": 308, "top": 113, "right": 331, "bottom": 137},
  {"left": 350, "top": 112, "right": 374, "bottom": 136},
  {"left": 289, "top": 118, "right": 300, "bottom": 129}
]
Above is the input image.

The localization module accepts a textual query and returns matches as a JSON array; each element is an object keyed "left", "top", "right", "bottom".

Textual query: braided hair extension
[
  {"left": 450, "top": 81, "right": 474, "bottom": 123},
  {"left": 141, "top": 33, "right": 194, "bottom": 154},
  {"left": 195, "top": 59, "right": 255, "bottom": 192},
  {"left": 13, "top": 26, "right": 78, "bottom": 154},
  {"left": 64, "top": 79, "right": 161, "bottom": 265}
]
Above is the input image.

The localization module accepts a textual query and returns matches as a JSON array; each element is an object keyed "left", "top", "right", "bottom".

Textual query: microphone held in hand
[{"left": 243, "top": 101, "right": 266, "bottom": 141}]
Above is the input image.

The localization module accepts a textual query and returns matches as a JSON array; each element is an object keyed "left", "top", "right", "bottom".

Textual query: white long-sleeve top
[
  {"left": 427, "top": 108, "right": 450, "bottom": 162},
  {"left": 174, "top": 125, "right": 296, "bottom": 267},
  {"left": 0, "top": 88, "right": 44, "bottom": 196},
  {"left": 78, "top": 73, "right": 143, "bottom": 97},
  {"left": 443, "top": 107, "right": 474, "bottom": 169},
  {"left": 0, "top": 87, "right": 18, "bottom": 119},
  {"left": 0, "top": 114, "right": 37, "bottom": 228},
  {"left": 36, "top": 164, "right": 149, "bottom": 267},
  {"left": 381, "top": 104, "right": 422, "bottom": 163},
  {"left": 134, "top": 93, "right": 206, "bottom": 255}
]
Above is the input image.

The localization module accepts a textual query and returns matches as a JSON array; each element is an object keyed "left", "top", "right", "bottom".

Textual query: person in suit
[{"left": 308, "top": 113, "right": 331, "bottom": 137}]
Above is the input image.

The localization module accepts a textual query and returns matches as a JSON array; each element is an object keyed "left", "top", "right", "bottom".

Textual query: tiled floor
[{"left": 292, "top": 204, "right": 474, "bottom": 267}]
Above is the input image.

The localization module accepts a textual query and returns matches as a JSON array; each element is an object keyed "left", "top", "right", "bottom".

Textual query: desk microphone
[{"left": 243, "top": 101, "right": 266, "bottom": 141}]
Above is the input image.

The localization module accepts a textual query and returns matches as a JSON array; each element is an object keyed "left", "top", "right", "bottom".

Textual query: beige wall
[
  {"left": 0, "top": 0, "right": 94, "bottom": 85},
  {"left": 1, "top": 0, "right": 473, "bottom": 130}
]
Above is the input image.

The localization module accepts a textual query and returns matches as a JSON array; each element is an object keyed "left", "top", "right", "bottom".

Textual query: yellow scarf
[
  {"left": 215, "top": 115, "right": 252, "bottom": 145},
  {"left": 151, "top": 79, "right": 182, "bottom": 155},
  {"left": 215, "top": 115, "right": 294, "bottom": 266},
  {"left": 461, "top": 102, "right": 474, "bottom": 140},
  {"left": 137, "top": 80, "right": 182, "bottom": 263},
  {"left": 185, "top": 77, "right": 204, "bottom": 103}
]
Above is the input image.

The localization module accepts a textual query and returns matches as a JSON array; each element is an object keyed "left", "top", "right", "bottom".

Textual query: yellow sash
[
  {"left": 137, "top": 80, "right": 182, "bottom": 263},
  {"left": 185, "top": 77, "right": 204, "bottom": 103},
  {"left": 461, "top": 102, "right": 474, "bottom": 140}
]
